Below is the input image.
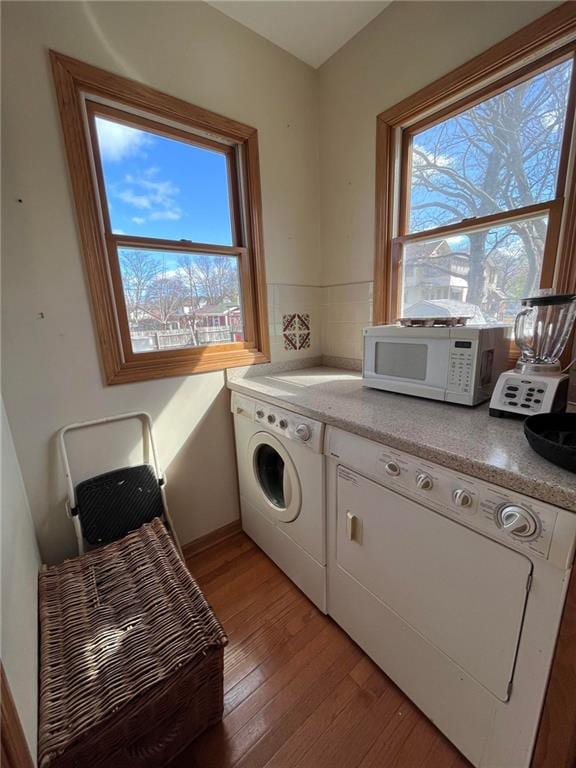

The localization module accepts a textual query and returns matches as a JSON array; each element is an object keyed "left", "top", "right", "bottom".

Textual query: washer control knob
[
  {"left": 496, "top": 504, "right": 539, "bottom": 538},
  {"left": 295, "top": 424, "right": 311, "bottom": 442},
  {"left": 416, "top": 472, "right": 433, "bottom": 491},
  {"left": 267, "top": 414, "right": 276, "bottom": 424},
  {"left": 256, "top": 410, "right": 265, "bottom": 419},
  {"left": 453, "top": 489, "right": 473, "bottom": 508},
  {"left": 279, "top": 419, "right": 288, "bottom": 430},
  {"left": 384, "top": 461, "right": 401, "bottom": 476}
]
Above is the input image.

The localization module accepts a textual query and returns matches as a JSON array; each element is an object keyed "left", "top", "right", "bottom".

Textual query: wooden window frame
[
  {"left": 374, "top": 4, "right": 576, "bottom": 344},
  {"left": 50, "top": 51, "right": 270, "bottom": 384}
]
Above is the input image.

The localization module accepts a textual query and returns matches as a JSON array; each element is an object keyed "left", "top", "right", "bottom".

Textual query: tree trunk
[{"left": 467, "top": 230, "right": 488, "bottom": 306}]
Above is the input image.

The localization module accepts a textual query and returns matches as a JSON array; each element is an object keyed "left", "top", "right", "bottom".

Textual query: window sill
[{"left": 105, "top": 347, "right": 270, "bottom": 385}]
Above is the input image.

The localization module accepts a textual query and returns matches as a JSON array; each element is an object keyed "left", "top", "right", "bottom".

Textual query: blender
[{"left": 489, "top": 293, "right": 576, "bottom": 417}]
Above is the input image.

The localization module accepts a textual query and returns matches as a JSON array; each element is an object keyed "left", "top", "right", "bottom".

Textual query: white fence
[{"left": 130, "top": 327, "right": 238, "bottom": 352}]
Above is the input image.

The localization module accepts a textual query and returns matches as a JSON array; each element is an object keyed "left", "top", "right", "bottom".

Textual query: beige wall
[
  {"left": 318, "top": 1, "right": 560, "bottom": 359},
  {"left": 2, "top": 1, "right": 561, "bottom": 565},
  {"left": 1, "top": 1, "right": 320, "bottom": 564},
  {"left": 1, "top": 401, "right": 41, "bottom": 763}
]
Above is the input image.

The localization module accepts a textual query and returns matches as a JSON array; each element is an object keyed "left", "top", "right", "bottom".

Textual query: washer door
[{"left": 248, "top": 432, "right": 302, "bottom": 523}]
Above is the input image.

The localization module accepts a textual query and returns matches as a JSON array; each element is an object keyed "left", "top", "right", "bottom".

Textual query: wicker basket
[{"left": 38, "top": 519, "right": 227, "bottom": 768}]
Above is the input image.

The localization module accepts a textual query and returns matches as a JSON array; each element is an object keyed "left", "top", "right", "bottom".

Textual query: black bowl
[{"left": 524, "top": 413, "right": 576, "bottom": 473}]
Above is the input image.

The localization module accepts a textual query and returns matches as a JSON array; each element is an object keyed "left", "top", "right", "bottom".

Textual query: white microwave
[{"left": 363, "top": 324, "right": 511, "bottom": 405}]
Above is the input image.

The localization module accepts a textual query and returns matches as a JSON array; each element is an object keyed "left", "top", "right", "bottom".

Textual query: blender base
[{"left": 489, "top": 371, "right": 569, "bottom": 418}]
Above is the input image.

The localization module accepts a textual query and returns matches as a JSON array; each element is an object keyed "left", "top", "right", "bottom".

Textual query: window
[
  {"left": 375, "top": 6, "right": 576, "bottom": 351},
  {"left": 51, "top": 52, "right": 269, "bottom": 383}
]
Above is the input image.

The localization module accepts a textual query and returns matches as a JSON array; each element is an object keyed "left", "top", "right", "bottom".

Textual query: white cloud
[
  {"left": 132, "top": 216, "right": 146, "bottom": 225},
  {"left": 413, "top": 144, "right": 453, "bottom": 169},
  {"left": 95, "top": 118, "right": 151, "bottom": 163},
  {"left": 140, "top": 178, "right": 180, "bottom": 200},
  {"left": 149, "top": 210, "right": 182, "bottom": 221},
  {"left": 541, "top": 110, "right": 560, "bottom": 129},
  {"left": 446, "top": 235, "right": 467, "bottom": 246},
  {"left": 116, "top": 174, "right": 182, "bottom": 221},
  {"left": 119, "top": 190, "right": 151, "bottom": 209}
]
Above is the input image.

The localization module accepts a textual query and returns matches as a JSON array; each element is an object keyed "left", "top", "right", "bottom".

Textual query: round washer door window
[{"left": 248, "top": 433, "right": 302, "bottom": 523}]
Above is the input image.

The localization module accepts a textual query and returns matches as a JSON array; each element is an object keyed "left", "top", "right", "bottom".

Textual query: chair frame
[{"left": 58, "top": 411, "right": 181, "bottom": 555}]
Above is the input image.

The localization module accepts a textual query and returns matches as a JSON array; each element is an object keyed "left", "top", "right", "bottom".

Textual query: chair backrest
[{"left": 75, "top": 464, "right": 164, "bottom": 547}]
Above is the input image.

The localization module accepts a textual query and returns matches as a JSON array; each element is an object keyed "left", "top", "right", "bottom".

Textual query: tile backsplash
[
  {"left": 268, "top": 281, "right": 372, "bottom": 366},
  {"left": 282, "top": 313, "right": 311, "bottom": 350},
  {"left": 321, "top": 281, "right": 373, "bottom": 363},
  {"left": 266, "top": 281, "right": 372, "bottom": 365},
  {"left": 267, "top": 284, "right": 322, "bottom": 362}
]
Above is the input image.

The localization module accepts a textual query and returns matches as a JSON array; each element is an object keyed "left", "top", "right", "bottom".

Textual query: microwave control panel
[{"left": 447, "top": 340, "right": 475, "bottom": 393}]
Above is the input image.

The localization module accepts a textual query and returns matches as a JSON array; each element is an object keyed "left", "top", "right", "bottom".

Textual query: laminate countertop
[{"left": 226, "top": 365, "right": 576, "bottom": 512}]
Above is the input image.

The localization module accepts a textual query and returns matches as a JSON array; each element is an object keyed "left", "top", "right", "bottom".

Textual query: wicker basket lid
[{"left": 38, "top": 519, "right": 226, "bottom": 767}]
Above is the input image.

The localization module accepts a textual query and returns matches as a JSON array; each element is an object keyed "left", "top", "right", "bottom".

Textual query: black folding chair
[{"left": 58, "top": 411, "right": 181, "bottom": 555}]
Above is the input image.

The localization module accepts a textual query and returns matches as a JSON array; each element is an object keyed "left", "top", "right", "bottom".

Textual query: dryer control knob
[
  {"left": 267, "top": 414, "right": 276, "bottom": 424},
  {"left": 296, "top": 424, "right": 311, "bottom": 442},
  {"left": 279, "top": 419, "right": 288, "bottom": 429},
  {"left": 453, "top": 489, "right": 473, "bottom": 508},
  {"left": 384, "top": 461, "right": 400, "bottom": 476},
  {"left": 416, "top": 472, "right": 433, "bottom": 491},
  {"left": 256, "top": 410, "right": 265, "bottom": 419},
  {"left": 495, "top": 504, "right": 539, "bottom": 538}
]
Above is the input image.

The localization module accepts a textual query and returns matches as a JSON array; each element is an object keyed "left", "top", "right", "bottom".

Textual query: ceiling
[{"left": 206, "top": 1, "right": 391, "bottom": 69}]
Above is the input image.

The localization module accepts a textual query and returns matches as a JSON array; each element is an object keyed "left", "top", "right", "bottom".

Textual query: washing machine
[{"left": 231, "top": 392, "right": 326, "bottom": 611}]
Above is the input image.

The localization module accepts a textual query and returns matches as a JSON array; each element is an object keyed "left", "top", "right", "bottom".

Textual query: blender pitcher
[{"left": 514, "top": 293, "right": 576, "bottom": 373}]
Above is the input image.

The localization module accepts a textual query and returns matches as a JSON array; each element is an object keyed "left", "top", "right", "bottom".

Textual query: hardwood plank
[
  {"left": 224, "top": 580, "right": 298, "bottom": 648},
  {"left": 293, "top": 673, "right": 406, "bottom": 768},
  {"left": 171, "top": 533, "right": 474, "bottom": 768},
  {"left": 236, "top": 641, "right": 364, "bottom": 768},
  {"left": 194, "top": 623, "right": 342, "bottom": 767},
  {"left": 223, "top": 578, "right": 300, "bottom": 649},
  {"left": 214, "top": 571, "right": 292, "bottom": 628},
  {"left": 386, "top": 709, "right": 469, "bottom": 768},
  {"left": 223, "top": 598, "right": 327, "bottom": 718},
  {"left": 223, "top": 597, "right": 314, "bottom": 694},
  {"left": 203, "top": 559, "right": 281, "bottom": 618},
  {"left": 384, "top": 715, "right": 459, "bottom": 768},
  {"left": 194, "top": 546, "right": 269, "bottom": 594},
  {"left": 208, "top": 627, "right": 358, "bottom": 768},
  {"left": 186, "top": 533, "right": 256, "bottom": 580},
  {"left": 356, "top": 703, "right": 420, "bottom": 768},
  {"left": 420, "top": 732, "right": 470, "bottom": 768},
  {"left": 348, "top": 655, "right": 382, "bottom": 688},
  {"left": 182, "top": 521, "right": 243, "bottom": 561},
  {"left": 262, "top": 661, "right": 363, "bottom": 768}
]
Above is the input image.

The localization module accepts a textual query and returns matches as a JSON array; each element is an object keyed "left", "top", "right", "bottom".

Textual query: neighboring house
[
  {"left": 129, "top": 302, "right": 244, "bottom": 350},
  {"left": 192, "top": 303, "right": 243, "bottom": 344},
  {"left": 404, "top": 240, "right": 468, "bottom": 306},
  {"left": 193, "top": 303, "right": 242, "bottom": 330},
  {"left": 128, "top": 302, "right": 241, "bottom": 333},
  {"left": 403, "top": 239, "right": 501, "bottom": 316}
]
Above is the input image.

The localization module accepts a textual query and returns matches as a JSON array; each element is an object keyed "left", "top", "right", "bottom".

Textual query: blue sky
[
  {"left": 408, "top": 58, "right": 572, "bottom": 234},
  {"left": 95, "top": 116, "right": 233, "bottom": 246}
]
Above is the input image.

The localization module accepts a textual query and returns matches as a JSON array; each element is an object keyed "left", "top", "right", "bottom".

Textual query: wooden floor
[{"left": 170, "top": 532, "right": 471, "bottom": 768}]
